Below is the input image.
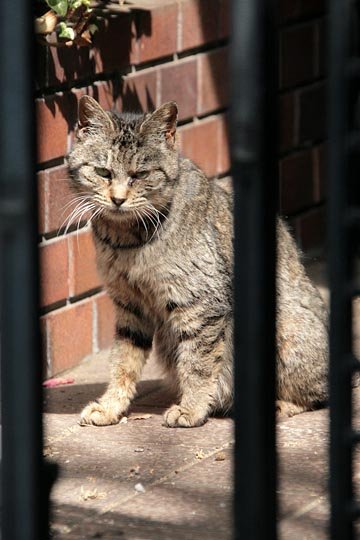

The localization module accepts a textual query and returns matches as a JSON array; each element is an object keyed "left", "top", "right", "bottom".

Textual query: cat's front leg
[
  {"left": 163, "top": 333, "right": 226, "bottom": 428},
  {"left": 80, "top": 323, "right": 152, "bottom": 426}
]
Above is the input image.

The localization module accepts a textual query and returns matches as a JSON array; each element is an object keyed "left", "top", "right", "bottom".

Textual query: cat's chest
[
  {"left": 95, "top": 239, "right": 195, "bottom": 315},
  {"left": 96, "top": 239, "right": 165, "bottom": 293}
]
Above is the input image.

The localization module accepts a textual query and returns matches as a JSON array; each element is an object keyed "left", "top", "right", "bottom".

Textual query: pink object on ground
[{"left": 43, "top": 377, "right": 75, "bottom": 388}]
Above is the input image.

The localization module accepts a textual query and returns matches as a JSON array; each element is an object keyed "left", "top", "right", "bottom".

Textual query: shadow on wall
[
  {"left": 37, "top": 7, "right": 154, "bottom": 135},
  {"left": 36, "top": 1, "right": 229, "bottom": 152}
]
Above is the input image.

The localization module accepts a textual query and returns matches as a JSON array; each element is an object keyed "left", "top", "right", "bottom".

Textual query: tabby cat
[{"left": 67, "top": 96, "right": 328, "bottom": 427}]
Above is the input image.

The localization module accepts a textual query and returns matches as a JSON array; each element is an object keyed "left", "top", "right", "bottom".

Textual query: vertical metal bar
[
  {"left": 328, "top": 1, "right": 354, "bottom": 538},
  {"left": 0, "top": 1, "right": 45, "bottom": 539},
  {"left": 230, "top": 1, "right": 277, "bottom": 539}
]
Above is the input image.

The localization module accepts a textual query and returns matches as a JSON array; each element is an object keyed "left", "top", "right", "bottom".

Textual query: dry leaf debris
[{"left": 80, "top": 486, "right": 106, "bottom": 501}]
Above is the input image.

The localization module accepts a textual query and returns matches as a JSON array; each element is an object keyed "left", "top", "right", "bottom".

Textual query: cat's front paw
[
  {"left": 163, "top": 404, "right": 208, "bottom": 428},
  {"left": 79, "top": 400, "right": 122, "bottom": 426}
]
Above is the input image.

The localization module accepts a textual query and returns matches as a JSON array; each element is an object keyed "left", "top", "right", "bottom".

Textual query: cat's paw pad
[
  {"left": 163, "top": 405, "right": 207, "bottom": 428},
  {"left": 79, "top": 400, "right": 121, "bottom": 426}
]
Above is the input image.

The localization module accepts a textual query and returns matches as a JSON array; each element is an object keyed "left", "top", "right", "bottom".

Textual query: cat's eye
[
  {"left": 95, "top": 167, "right": 112, "bottom": 180},
  {"left": 131, "top": 170, "right": 150, "bottom": 180}
]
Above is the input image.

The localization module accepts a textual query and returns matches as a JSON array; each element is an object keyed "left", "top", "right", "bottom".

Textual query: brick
[
  {"left": 278, "top": 0, "right": 326, "bottom": 23},
  {"left": 218, "top": 114, "right": 231, "bottom": 175},
  {"left": 179, "top": 116, "right": 219, "bottom": 177},
  {"left": 136, "top": 3, "right": 178, "bottom": 63},
  {"left": 313, "top": 143, "right": 327, "bottom": 201},
  {"left": 36, "top": 89, "right": 94, "bottom": 164},
  {"left": 68, "top": 229, "right": 102, "bottom": 297},
  {"left": 36, "top": 95, "right": 69, "bottom": 163},
  {"left": 92, "top": 74, "right": 157, "bottom": 114},
  {"left": 39, "top": 238, "right": 69, "bottom": 307},
  {"left": 36, "top": 37, "right": 93, "bottom": 90},
  {"left": 279, "top": 150, "right": 314, "bottom": 214},
  {"left": 36, "top": 14, "right": 137, "bottom": 90},
  {"left": 317, "top": 18, "right": 327, "bottom": 77},
  {"left": 198, "top": 47, "right": 229, "bottom": 115},
  {"left": 295, "top": 206, "right": 326, "bottom": 252},
  {"left": 38, "top": 171, "right": 46, "bottom": 234},
  {"left": 280, "top": 24, "right": 316, "bottom": 89},
  {"left": 93, "top": 14, "right": 138, "bottom": 73},
  {"left": 279, "top": 93, "right": 296, "bottom": 151},
  {"left": 119, "top": 68, "right": 158, "bottom": 112},
  {"left": 96, "top": 293, "right": 116, "bottom": 350},
  {"left": 40, "top": 165, "right": 75, "bottom": 235},
  {"left": 298, "top": 83, "right": 326, "bottom": 144},
  {"left": 179, "top": 0, "right": 220, "bottom": 52},
  {"left": 160, "top": 58, "right": 197, "bottom": 120},
  {"left": 44, "top": 299, "right": 93, "bottom": 374},
  {"left": 218, "top": 0, "right": 230, "bottom": 40},
  {"left": 92, "top": 80, "right": 117, "bottom": 112}
]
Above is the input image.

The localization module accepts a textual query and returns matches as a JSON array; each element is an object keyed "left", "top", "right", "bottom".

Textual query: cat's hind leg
[
  {"left": 275, "top": 400, "right": 309, "bottom": 418},
  {"left": 80, "top": 324, "right": 152, "bottom": 426}
]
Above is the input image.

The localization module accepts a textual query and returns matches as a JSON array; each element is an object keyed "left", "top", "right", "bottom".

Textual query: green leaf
[
  {"left": 58, "top": 22, "right": 75, "bottom": 40},
  {"left": 88, "top": 24, "right": 98, "bottom": 35},
  {"left": 45, "top": 0, "right": 69, "bottom": 17},
  {"left": 69, "top": 0, "right": 90, "bottom": 8}
]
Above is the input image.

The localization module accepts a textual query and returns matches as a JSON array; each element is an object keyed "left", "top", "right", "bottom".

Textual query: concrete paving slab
[{"left": 45, "top": 260, "right": 360, "bottom": 539}]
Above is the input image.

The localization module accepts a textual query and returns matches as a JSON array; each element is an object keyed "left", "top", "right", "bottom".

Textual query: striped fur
[{"left": 67, "top": 96, "right": 328, "bottom": 427}]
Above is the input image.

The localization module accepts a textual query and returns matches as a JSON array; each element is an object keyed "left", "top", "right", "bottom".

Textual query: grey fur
[{"left": 67, "top": 96, "right": 328, "bottom": 427}]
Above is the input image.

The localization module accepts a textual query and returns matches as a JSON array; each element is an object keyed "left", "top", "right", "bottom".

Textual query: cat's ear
[
  {"left": 140, "top": 102, "right": 178, "bottom": 147},
  {"left": 77, "top": 96, "right": 114, "bottom": 134}
]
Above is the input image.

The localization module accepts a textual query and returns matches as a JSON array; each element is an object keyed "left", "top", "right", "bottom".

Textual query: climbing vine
[{"left": 35, "top": 0, "right": 97, "bottom": 47}]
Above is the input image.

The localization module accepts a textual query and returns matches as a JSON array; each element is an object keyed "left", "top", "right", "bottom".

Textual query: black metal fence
[
  {"left": 0, "top": 0, "right": 359, "bottom": 539},
  {"left": 230, "top": 1, "right": 277, "bottom": 538},
  {"left": 230, "top": 0, "right": 360, "bottom": 539},
  {"left": 328, "top": 0, "right": 360, "bottom": 538},
  {"left": 0, "top": 1, "right": 49, "bottom": 539}
]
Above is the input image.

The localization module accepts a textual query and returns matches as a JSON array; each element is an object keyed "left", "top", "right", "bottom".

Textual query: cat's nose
[{"left": 111, "top": 196, "right": 126, "bottom": 207}]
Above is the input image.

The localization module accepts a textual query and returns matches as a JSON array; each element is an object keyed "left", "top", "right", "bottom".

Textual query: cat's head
[{"left": 67, "top": 96, "right": 179, "bottom": 223}]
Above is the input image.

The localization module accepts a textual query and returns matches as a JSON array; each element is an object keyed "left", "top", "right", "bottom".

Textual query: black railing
[
  {"left": 0, "top": 1, "right": 47, "bottom": 539},
  {"left": 230, "top": 1, "right": 278, "bottom": 539},
  {"left": 0, "top": 1, "right": 359, "bottom": 539},
  {"left": 328, "top": 1, "right": 360, "bottom": 538}
]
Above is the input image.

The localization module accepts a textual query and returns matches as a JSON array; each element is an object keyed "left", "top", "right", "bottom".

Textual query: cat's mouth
[{"left": 105, "top": 203, "right": 137, "bottom": 219}]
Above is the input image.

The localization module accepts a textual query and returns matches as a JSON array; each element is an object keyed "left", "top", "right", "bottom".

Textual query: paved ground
[{"left": 44, "top": 261, "right": 360, "bottom": 539}]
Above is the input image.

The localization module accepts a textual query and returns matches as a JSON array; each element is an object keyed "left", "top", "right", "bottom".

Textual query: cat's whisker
[
  {"left": 142, "top": 208, "right": 157, "bottom": 230},
  {"left": 58, "top": 196, "right": 93, "bottom": 223},
  {"left": 132, "top": 209, "right": 140, "bottom": 230},
  {"left": 150, "top": 209, "right": 162, "bottom": 238},
  {"left": 142, "top": 207, "right": 162, "bottom": 242},
  {"left": 75, "top": 204, "right": 98, "bottom": 251},
  {"left": 137, "top": 211, "right": 149, "bottom": 239},
  {"left": 152, "top": 201, "right": 171, "bottom": 215},
  {"left": 87, "top": 206, "right": 103, "bottom": 228},
  {"left": 62, "top": 201, "right": 95, "bottom": 236},
  {"left": 76, "top": 203, "right": 97, "bottom": 231},
  {"left": 63, "top": 201, "right": 93, "bottom": 231},
  {"left": 60, "top": 193, "right": 93, "bottom": 212},
  {"left": 60, "top": 197, "right": 91, "bottom": 222},
  {"left": 60, "top": 202, "right": 88, "bottom": 236},
  {"left": 144, "top": 206, "right": 164, "bottom": 239},
  {"left": 141, "top": 208, "right": 160, "bottom": 240},
  {"left": 57, "top": 197, "right": 93, "bottom": 235},
  {"left": 148, "top": 203, "right": 169, "bottom": 222}
]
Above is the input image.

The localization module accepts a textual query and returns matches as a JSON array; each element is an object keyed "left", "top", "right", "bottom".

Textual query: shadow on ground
[{"left": 44, "top": 379, "right": 166, "bottom": 415}]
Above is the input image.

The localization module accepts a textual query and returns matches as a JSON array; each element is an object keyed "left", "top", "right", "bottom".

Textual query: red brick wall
[
  {"left": 36, "top": 0, "right": 327, "bottom": 376},
  {"left": 278, "top": 0, "right": 327, "bottom": 251}
]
